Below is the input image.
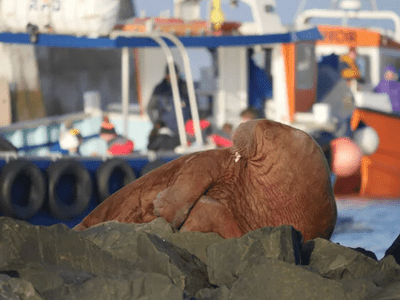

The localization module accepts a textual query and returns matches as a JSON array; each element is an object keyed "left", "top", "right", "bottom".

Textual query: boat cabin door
[{"left": 267, "top": 41, "right": 318, "bottom": 124}]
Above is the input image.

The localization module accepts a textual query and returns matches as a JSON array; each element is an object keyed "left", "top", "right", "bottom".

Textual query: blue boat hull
[{"left": 0, "top": 154, "right": 179, "bottom": 228}]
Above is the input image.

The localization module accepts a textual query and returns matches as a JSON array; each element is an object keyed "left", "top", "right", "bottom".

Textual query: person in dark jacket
[
  {"left": 147, "top": 64, "right": 191, "bottom": 134},
  {"left": 147, "top": 120, "right": 180, "bottom": 151}
]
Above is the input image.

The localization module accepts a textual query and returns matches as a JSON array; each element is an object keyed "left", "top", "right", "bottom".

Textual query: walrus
[{"left": 74, "top": 119, "right": 337, "bottom": 241}]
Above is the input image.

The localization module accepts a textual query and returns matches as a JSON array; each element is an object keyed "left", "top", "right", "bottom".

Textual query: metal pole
[
  {"left": 122, "top": 47, "right": 129, "bottom": 137},
  {"left": 159, "top": 32, "right": 204, "bottom": 146},
  {"left": 110, "top": 31, "right": 196, "bottom": 150},
  {"left": 151, "top": 36, "right": 188, "bottom": 149}
]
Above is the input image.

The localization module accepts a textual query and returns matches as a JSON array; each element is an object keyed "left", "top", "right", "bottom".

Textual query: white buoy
[{"left": 353, "top": 126, "right": 380, "bottom": 156}]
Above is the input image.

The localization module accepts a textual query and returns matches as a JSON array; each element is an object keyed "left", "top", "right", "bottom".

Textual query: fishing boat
[
  {"left": 296, "top": 0, "right": 400, "bottom": 198},
  {"left": 0, "top": 0, "right": 344, "bottom": 227}
]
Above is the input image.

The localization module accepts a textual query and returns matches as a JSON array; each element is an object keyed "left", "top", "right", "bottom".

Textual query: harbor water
[{"left": 332, "top": 199, "right": 400, "bottom": 259}]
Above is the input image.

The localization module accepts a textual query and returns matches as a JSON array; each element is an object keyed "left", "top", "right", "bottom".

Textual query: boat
[
  {"left": 296, "top": 0, "right": 400, "bottom": 198},
  {"left": 0, "top": 0, "right": 341, "bottom": 227}
]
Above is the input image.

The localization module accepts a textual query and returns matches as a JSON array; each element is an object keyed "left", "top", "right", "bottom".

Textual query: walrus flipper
[
  {"left": 180, "top": 196, "right": 243, "bottom": 238},
  {"left": 153, "top": 154, "right": 217, "bottom": 230}
]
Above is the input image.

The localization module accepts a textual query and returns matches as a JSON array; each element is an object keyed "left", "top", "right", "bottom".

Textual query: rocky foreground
[{"left": 1, "top": 217, "right": 400, "bottom": 300}]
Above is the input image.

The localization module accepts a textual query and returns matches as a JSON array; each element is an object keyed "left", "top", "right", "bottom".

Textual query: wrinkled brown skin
[{"left": 74, "top": 119, "right": 337, "bottom": 241}]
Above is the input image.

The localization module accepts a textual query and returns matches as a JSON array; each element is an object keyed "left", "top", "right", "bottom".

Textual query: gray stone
[
  {"left": 340, "top": 279, "right": 383, "bottom": 299},
  {"left": 303, "top": 238, "right": 380, "bottom": 280},
  {"left": 0, "top": 274, "right": 44, "bottom": 300},
  {"left": 41, "top": 271, "right": 182, "bottom": 300},
  {"left": 135, "top": 233, "right": 211, "bottom": 296},
  {"left": 195, "top": 285, "right": 230, "bottom": 300},
  {"left": 0, "top": 217, "right": 135, "bottom": 277},
  {"left": 80, "top": 218, "right": 174, "bottom": 243},
  {"left": 166, "top": 231, "right": 224, "bottom": 263},
  {"left": 207, "top": 225, "right": 302, "bottom": 287},
  {"left": 6, "top": 263, "right": 95, "bottom": 296},
  {"left": 0, "top": 217, "right": 212, "bottom": 297},
  {"left": 371, "top": 281, "right": 400, "bottom": 300},
  {"left": 362, "top": 255, "right": 400, "bottom": 288},
  {"left": 4, "top": 262, "right": 182, "bottom": 300},
  {"left": 78, "top": 218, "right": 174, "bottom": 263},
  {"left": 81, "top": 219, "right": 224, "bottom": 264},
  {"left": 228, "top": 258, "right": 381, "bottom": 300},
  {"left": 81, "top": 219, "right": 213, "bottom": 296}
]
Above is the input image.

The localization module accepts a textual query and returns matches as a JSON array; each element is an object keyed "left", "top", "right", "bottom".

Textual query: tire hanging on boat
[
  {"left": 47, "top": 159, "right": 92, "bottom": 220},
  {"left": 140, "top": 159, "right": 166, "bottom": 177},
  {"left": 0, "top": 159, "right": 46, "bottom": 219},
  {"left": 96, "top": 158, "right": 136, "bottom": 203}
]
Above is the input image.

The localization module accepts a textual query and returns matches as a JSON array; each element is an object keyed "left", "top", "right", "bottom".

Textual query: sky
[
  {"left": 132, "top": 0, "right": 400, "bottom": 80},
  {"left": 134, "top": 0, "right": 400, "bottom": 28}
]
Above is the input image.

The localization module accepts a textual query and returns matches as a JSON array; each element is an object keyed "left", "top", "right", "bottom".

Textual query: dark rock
[
  {"left": 6, "top": 263, "right": 95, "bottom": 295},
  {"left": 81, "top": 220, "right": 213, "bottom": 296},
  {"left": 371, "top": 281, "right": 400, "bottom": 300},
  {"left": 206, "top": 225, "right": 302, "bottom": 287},
  {"left": 0, "top": 274, "right": 44, "bottom": 300},
  {"left": 167, "top": 231, "right": 224, "bottom": 263},
  {"left": 362, "top": 255, "right": 400, "bottom": 288},
  {"left": 195, "top": 285, "right": 230, "bottom": 300},
  {"left": 41, "top": 271, "right": 182, "bottom": 300},
  {"left": 3, "top": 262, "right": 182, "bottom": 300},
  {"left": 302, "top": 238, "right": 380, "bottom": 280},
  {"left": 4, "top": 216, "right": 400, "bottom": 299},
  {"left": 0, "top": 217, "right": 136, "bottom": 277},
  {"left": 82, "top": 219, "right": 224, "bottom": 264},
  {"left": 228, "top": 258, "right": 382, "bottom": 300},
  {"left": 349, "top": 247, "right": 378, "bottom": 260},
  {"left": 0, "top": 270, "right": 19, "bottom": 278},
  {"left": 80, "top": 218, "right": 174, "bottom": 242},
  {"left": 135, "top": 233, "right": 212, "bottom": 296},
  {"left": 385, "top": 233, "right": 400, "bottom": 265}
]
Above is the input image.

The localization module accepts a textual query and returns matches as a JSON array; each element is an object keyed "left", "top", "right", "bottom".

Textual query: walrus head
[
  {"left": 230, "top": 119, "right": 336, "bottom": 240},
  {"left": 231, "top": 119, "right": 321, "bottom": 163}
]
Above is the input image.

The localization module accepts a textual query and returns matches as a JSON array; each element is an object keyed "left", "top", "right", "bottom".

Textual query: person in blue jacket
[
  {"left": 374, "top": 65, "right": 400, "bottom": 112},
  {"left": 248, "top": 52, "right": 273, "bottom": 118}
]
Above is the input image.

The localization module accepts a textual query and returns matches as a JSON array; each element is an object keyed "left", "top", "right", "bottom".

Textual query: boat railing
[
  {"left": 296, "top": 8, "right": 400, "bottom": 42},
  {"left": 109, "top": 29, "right": 204, "bottom": 152},
  {"left": 0, "top": 111, "right": 91, "bottom": 134}
]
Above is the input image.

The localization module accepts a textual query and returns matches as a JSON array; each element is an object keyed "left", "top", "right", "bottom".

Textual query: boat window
[
  {"left": 296, "top": 42, "right": 316, "bottom": 90},
  {"left": 356, "top": 55, "right": 370, "bottom": 84}
]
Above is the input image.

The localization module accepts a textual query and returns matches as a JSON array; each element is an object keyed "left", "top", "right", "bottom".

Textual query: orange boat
[
  {"left": 335, "top": 108, "right": 400, "bottom": 198},
  {"left": 297, "top": 1, "right": 400, "bottom": 198}
]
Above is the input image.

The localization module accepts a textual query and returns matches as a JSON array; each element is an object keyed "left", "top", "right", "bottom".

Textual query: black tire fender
[
  {"left": 140, "top": 159, "right": 166, "bottom": 177},
  {"left": 0, "top": 159, "right": 46, "bottom": 219},
  {"left": 96, "top": 158, "right": 136, "bottom": 203},
  {"left": 47, "top": 159, "right": 92, "bottom": 220}
]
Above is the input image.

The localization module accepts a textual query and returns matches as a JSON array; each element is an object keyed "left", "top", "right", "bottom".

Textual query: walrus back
[{"left": 75, "top": 153, "right": 199, "bottom": 230}]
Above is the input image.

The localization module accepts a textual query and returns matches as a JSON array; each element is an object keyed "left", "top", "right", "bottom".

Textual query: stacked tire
[
  {"left": 0, "top": 159, "right": 92, "bottom": 221},
  {"left": 0, "top": 157, "right": 167, "bottom": 220}
]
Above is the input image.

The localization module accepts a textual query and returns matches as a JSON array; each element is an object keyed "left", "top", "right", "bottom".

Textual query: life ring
[
  {"left": 47, "top": 159, "right": 92, "bottom": 220},
  {"left": 140, "top": 159, "right": 166, "bottom": 177},
  {"left": 96, "top": 158, "right": 136, "bottom": 203},
  {"left": 0, "top": 159, "right": 46, "bottom": 219}
]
